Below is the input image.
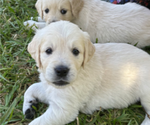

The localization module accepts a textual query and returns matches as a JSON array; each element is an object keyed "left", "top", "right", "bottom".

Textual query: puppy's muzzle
[
  {"left": 53, "top": 65, "right": 70, "bottom": 86},
  {"left": 51, "top": 20, "right": 57, "bottom": 23},
  {"left": 47, "top": 19, "right": 58, "bottom": 24}
]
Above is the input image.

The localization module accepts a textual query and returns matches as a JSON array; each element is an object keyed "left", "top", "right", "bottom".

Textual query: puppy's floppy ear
[
  {"left": 35, "top": 0, "right": 43, "bottom": 19},
  {"left": 69, "top": 0, "right": 84, "bottom": 18},
  {"left": 82, "top": 32, "right": 95, "bottom": 67},
  {"left": 28, "top": 35, "right": 42, "bottom": 68}
]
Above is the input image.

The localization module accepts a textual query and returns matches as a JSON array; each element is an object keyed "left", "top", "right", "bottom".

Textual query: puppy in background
[
  {"left": 23, "top": 21, "right": 150, "bottom": 125},
  {"left": 32, "top": 0, "right": 150, "bottom": 48}
]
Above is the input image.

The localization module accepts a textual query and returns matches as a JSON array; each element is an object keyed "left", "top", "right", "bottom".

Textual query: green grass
[{"left": 0, "top": 0, "right": 150, "bottom": 124}]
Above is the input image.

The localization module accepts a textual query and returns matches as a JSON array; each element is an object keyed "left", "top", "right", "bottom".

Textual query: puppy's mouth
[{"left": 53, "top": 80, "right": 69, "bottom": 86}]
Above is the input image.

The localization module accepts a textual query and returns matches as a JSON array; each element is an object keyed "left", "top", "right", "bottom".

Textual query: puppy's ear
[
  {"left": 28, "top": 35, "right": 42, "bottom": 68},
  {"left": 69, "top": 0, "right": 84, "bottom": 18},
  {"left": 35, "top": 0, "right": 43, "bottom": 19},
  {"left": 82, "top": 32, "right": 95, "bottom": 67}
]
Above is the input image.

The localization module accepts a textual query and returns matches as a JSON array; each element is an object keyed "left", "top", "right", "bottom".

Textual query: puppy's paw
[
  {"left": 23, "top": 99, "right": 38, "bottom": 119},
  {"left": 30, "top": 17, "right": 45, "bottom": 22},
  {"left": 23, "top": 20, "right": 36, "bottom": 27},
  {"left": 23, "top": 20, "right": 46, "bottom": 31}
]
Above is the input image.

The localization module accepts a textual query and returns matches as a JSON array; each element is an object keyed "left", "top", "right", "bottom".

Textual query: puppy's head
[
  {"left": 35, "top": 0, "right": 83, "bottom": 24},
  {"left": 28, "top": 21, "right": 95, "bottom": 87}
]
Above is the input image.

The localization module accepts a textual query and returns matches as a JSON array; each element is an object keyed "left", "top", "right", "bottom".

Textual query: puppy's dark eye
[
  {"left": 45, "top": 8, "right": 49, "bottom": 13},
  {"left": 60, "top": 9, "right": 67, "bottom": 15},
  {"left": 72, "top": 48, "right": 79, "bottom": 56},
  {"left": 46, "top": 48, "right": 52, "bottom": 54}
]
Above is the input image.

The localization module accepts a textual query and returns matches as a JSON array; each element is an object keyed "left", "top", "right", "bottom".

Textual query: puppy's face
[
  {"left": 28, "top": 21, "right": 95, "bottom": 87},
  {"left": 35, "top": 0, "right": 83, "bottom": 24}
]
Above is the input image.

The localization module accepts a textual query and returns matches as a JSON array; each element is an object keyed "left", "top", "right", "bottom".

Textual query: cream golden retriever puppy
[
  {"left": 23, "top": 21, "right": 150, "bottom": 125},
  {"left": 28, "top": 0, "right": 150, "bottom": 48}
]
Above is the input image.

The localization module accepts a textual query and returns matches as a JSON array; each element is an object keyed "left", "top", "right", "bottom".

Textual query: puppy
[
  {"left": 34, "top": 0, "right": 150, "bottom": 48},
  {"left": 23, "top": 21, "right": 150, "bottom": 125}
]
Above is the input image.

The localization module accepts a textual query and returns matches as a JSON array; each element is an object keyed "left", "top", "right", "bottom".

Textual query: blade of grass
[{"left": 0, "top": 90, "right": 24, "bottom": 125}]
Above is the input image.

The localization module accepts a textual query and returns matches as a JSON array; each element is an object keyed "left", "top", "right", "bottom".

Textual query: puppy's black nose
[{"left": 55, "top": 66, "right": 69, "bottom": 77}]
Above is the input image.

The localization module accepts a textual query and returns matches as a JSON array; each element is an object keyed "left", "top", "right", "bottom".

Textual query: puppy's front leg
[
  {"left": 29, "top": 100, "right": 79, "bottom": 125},
  {"left": 23, "top": 82, "right": 48, "bottom": 119},
  {"left": 141, "top": 114, "right": 150, "bottom": 125}
]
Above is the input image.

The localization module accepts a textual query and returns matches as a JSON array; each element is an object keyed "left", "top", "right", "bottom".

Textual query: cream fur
[
  {"left": 33, "top": 0, "right": 150, "bottom": 48},
  {"left": 23, "top": 21, "right": 150, "bottom": 125}
]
